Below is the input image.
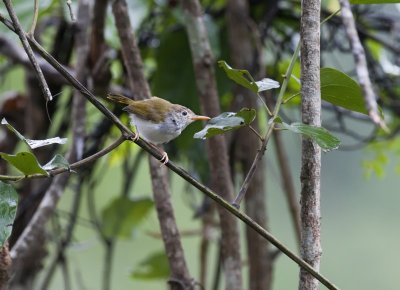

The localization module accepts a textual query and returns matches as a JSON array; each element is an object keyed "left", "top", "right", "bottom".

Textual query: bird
[{"left": 107, "top": 93, "right": 210, "bottom": 164}]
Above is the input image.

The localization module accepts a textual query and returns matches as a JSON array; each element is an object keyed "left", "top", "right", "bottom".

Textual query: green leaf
[
  {"left": 218, "top": 61, "right": 279, "bottom": 93},
  {"left": 131, "top": 251, "right": 170, "bottom": 280},
  {"left": 193, "top": 108, "right": 256, "bottom": 139},
  {"left": 0, "top": 152, "right": 48, "bottom": 176},
  {"left": 1, "top": 118, "right": 67, "bottom": 149},
  {"left": 42, "top": 154, "right": 70, "bottom": 171},
  {"left": 350, "top": 0, "right": 400, "bottom": 3},
  {"left": 101, "top": 197, "right": 153, "bottom": 239},
  {"left": 320, "top": 68, "right": 367, "bottom": 115},
  {"left": 218, "top": 60, "right": 258, "bottom": 93},
  {"left": 282, "top": 122, "right": 340, "bottom": 151},
  {"left": 0, "top": 181, "right": 18, "bottom": 245}
]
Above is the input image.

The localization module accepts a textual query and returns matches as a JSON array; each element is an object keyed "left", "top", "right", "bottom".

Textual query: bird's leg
[
  {"left": 159, "top": 151, "right": 169, "bottom": 165},
  {"left": 129, "top": 125, "right": 140, "bottom": 142},
  {"left": 129, "top": 133, "right": 139, "bottom": 142},
  {"left": 148, "top": 143, "right": 169, "bottom": 166}
]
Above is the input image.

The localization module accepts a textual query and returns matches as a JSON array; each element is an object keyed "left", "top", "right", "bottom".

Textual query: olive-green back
[{"left": 124, "top": 97, "right": 172, "bottom": 123}]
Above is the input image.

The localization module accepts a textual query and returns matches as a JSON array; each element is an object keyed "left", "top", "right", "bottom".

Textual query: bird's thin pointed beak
[{"left": 191, "top": 115, "right": 210, "bottom": 121}]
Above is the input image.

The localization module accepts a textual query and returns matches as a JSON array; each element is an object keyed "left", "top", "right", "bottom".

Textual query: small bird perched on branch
[{"left": 107, "top": 93, "right": 210, "bottom": 164}]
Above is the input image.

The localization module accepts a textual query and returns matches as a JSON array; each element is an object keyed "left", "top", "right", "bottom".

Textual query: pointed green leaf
[
  {"left": 320, "top": 68, "right": 367, "bottom": 115},
  {"left": 0, "top": 152, "right": 48, "bottom": 176},
  {"left": 218, "top": 60, "right": 258, "bottom": 93},
  {"left": 101, "top": 197, "right": 154, "bottom": 239},
  {"left": 43, "top": 154, "right": 70, "bottom": 171},
  {"left": 131, "top": 251, "right": 170, "bottom": 280},
  {"left": 194, "top": 108, "right": 256, "bottom": 139},
  {"left": 0, "top": 181, "right": 18, "bottom": 245},
  {"left": 218, "top": 61, "right": 279, "bottom": 93},
  {"left": 1, "top": 118, "right": 67, "bottom": 149},
  {"left": 282, "top": 122, "right": 340, "bottom": 151}
]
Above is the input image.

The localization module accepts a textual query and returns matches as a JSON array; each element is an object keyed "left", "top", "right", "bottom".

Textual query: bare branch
[
  {"left": 28, "top": 0, "right": 39, "bottom": 36},
  {"left": 66, "top": 0, "right": 76, "bottom": 22},
  {"left": 339, "top": 0, "right": 388, "bottom": 131}
]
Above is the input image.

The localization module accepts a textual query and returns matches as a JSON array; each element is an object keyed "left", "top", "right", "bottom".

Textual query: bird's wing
[{"left": 126, "top": 97, "right": 169, "bottom": 122}]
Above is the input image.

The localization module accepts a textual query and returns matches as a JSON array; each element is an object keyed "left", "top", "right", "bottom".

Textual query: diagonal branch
[{"left": 3, "top": 0, "right": 53, "bottom": 102}]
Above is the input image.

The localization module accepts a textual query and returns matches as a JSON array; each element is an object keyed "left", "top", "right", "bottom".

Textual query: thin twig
[
  {"left": 3, "top": 0, "right": 53, "bottom": 102},
  {"left": 339, "top": 0, "right": 388, "bottom": 132},
  {"left": 28, "top": 0, "right": 39, "bottom": 36},
  {"left": 66, "top": 0, "right": 76, "bottom": 22},
  {"left": 232, "top": 41, "right": 301, "bottom": 208},
  {"left": 283, "top": 92, "right": 301, "bottom": 104},
  {"left": 248, "top": 125, "right": 264, "bottom": 141},
  {"left": 257, "top": 93, "right": 272, "bottom": 116}
]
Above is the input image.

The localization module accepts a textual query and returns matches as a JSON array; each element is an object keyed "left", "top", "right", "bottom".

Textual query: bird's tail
[{"left": 107, "top": 93, "right": 134, "bottom": 105}]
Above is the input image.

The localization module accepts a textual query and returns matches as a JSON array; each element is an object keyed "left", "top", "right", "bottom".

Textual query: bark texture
[
  {"left": 181, "top": 1, "right": 243, "bottom": 290},
  {"left": 226, "top": 0, "right": 272, "bottom": 289},
  {"left": 112, "top": 1, "right": 193, "bottom": 289},
  {"left": 299, "top": 0, "right": 322, "bottom": 289},
  {"left": 0, "top": 245, "right": 11, "bottom": 290}
]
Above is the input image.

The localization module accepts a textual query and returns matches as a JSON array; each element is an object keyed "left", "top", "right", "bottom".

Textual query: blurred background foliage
[{"left": 1, "top": 0, "right": 400, "bottom": 289}]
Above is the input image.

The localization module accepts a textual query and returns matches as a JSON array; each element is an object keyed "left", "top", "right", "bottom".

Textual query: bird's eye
[
  {"left": 172, "top": 119, "right": 177, "bottom": 124},
  {"left": 182, "top": 111, "right": 188, "bottom": 116}
]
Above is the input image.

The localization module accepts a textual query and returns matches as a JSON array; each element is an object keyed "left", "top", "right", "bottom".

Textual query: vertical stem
[
  {"left": 299, "top": 0, "right": 322, "bottom": 289},
  {"left": 28, "top": 0, "right": 39, "bottom": 36},
  {"left": 102, "top": 240, "right": 114, "bottom": 290}
]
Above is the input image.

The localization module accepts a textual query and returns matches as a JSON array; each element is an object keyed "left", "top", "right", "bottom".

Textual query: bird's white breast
[{"left": 129, "top": 115, "right": 180, "bottom": 144}]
